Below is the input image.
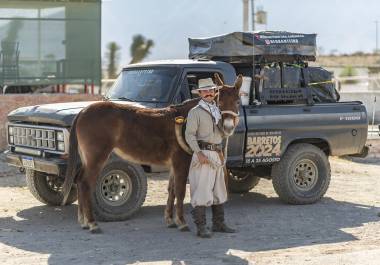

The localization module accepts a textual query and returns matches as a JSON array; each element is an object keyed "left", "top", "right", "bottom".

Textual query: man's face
[{"left": 199, "top": 88, "right": 215, "bottom": 103}]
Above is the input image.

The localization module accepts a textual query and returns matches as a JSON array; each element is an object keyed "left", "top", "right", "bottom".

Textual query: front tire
[
  {"left": 26, "top": 169, "right": 77, "bottom": 206},
  {"left": 271, "top": 143, "right": 331, "bottom": 204},
  {"left": 92, "top": 161, "right": 147, "bottom": 221}
]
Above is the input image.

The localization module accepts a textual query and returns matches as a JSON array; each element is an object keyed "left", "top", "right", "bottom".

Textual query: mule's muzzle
[{"left": 223, "top": 118, "right": 236, "bottom": 136}]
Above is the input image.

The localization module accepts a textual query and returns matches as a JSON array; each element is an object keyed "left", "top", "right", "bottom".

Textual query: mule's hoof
[
  {"left": 166, "top": 219, "right": 177, "bottom": 228},
  {"left": 89, "top": 223, "right": 102, "bottom": 234},
  {"left": 81, "top": 224, "right": 89, "bottom": 230},
  {"left": 90, "top": 227, "right": 102, "bottom": 234},
  {"left": 178, "top": 224, "right": 190, "bottom": 232}
]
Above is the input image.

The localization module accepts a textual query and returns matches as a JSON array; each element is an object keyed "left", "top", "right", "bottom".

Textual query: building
[{"left": 0, "top": 0, "right": 101, "bottom": 93}]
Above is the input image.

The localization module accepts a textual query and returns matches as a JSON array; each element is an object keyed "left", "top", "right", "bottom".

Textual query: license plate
[{"left": 21, "top": 156, "right": 35, "bottom": 169}]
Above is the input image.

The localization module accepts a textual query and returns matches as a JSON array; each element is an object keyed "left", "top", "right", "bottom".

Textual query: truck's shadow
[{"left": 0, "top": 193, "right": 378, "bottom": 265}]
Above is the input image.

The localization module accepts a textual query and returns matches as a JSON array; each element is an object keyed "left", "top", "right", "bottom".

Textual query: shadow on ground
[{"left": 0, "top": 192, "right": 378, "bottom": 265}]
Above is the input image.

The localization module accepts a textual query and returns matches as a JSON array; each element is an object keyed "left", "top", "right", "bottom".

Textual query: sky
[{"left": 101, "top": 0, "right": 380, "bottom": 66}]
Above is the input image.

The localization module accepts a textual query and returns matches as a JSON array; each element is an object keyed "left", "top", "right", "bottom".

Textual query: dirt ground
[{"left": 0, "top": 141, "right": 380, "bottom": 265}]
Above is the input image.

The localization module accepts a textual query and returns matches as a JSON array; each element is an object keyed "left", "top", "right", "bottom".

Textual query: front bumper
[{"left": 5, "top": 150, "right": 66, "bottom": 176}]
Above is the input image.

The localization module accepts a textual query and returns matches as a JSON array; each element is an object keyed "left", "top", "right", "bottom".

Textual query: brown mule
[{"left": 61, "top": 73, "right": 242, "bottom": 233}]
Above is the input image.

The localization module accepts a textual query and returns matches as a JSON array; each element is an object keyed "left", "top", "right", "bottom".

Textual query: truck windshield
[{"left": 106, "top": 68, "right": 179, "bottom": 102}]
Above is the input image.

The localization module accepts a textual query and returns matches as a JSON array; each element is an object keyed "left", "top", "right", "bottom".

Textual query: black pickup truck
[{"left": 4, "top": 32, "right": 369, "bottom": 221}]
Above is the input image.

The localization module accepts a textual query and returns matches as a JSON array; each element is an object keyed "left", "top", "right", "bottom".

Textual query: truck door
[{"left": 243, "top": 104, "right": 283, "bottom": 165}]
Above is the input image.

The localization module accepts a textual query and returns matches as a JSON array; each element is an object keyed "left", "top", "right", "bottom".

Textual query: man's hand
[{"left": 197, "top": 151, "right": 209, "bottom": 165}]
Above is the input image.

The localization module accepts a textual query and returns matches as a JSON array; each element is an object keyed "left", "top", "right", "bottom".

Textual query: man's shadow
[{"left": 0, "top": 192, "right": 379, "bottom": 265}]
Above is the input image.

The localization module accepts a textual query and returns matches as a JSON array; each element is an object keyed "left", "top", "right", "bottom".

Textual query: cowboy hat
[{"left": 191, "top": 78, "right": 217, "bottom": 94}]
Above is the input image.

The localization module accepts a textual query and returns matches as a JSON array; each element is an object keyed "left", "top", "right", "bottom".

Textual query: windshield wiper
[{"left": 115, "top": 97, "right": 136, "bottom": 102}]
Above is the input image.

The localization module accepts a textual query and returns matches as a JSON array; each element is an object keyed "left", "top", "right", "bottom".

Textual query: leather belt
[{"left": 198, "top": 141, "right": 223, "bottom": 152}]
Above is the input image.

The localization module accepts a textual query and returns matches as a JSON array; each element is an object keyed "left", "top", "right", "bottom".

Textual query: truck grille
[
  {"left": 13, "top": 127, "right": 56, "bottom": 150},
  {"left": 7, "top": 123, "right": 68, "bottom": 154}
]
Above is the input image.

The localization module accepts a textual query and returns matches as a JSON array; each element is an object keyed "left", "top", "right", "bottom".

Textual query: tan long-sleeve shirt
[{"left": 185, "top": 105, "right": 224, "bottom": 153}]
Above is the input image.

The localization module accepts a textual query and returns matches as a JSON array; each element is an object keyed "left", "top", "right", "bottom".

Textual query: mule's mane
[{"left": 111, "top": 97, "right": 200, "bottom": 119}]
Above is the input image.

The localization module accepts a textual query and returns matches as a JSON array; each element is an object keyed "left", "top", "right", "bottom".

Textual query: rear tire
[
  {"left": 92, "top": 161, "right": 147, "bottom": 221},
  {"left": 228, "top": 169, "right": 260, "bottom": 194},
  {"left": 271, "top": 143, "right": 331, "bottom": 204},
  {"left": 26, "top": 169, "right": 77, "bottom": 206}
]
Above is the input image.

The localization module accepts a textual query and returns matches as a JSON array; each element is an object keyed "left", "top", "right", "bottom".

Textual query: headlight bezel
[
  {"left": 8, "top": 126, "right": 14, "bottom": 136},
  {"left": 57, "top": 141, "right": 65, "bottom": 151},
  {"left": 57, "top": 131, "right": 64, "bottom": 142}
]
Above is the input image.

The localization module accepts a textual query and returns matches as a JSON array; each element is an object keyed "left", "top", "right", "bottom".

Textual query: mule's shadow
[{"left": 0, "top": 192, "right": 379, "bottom": 265}]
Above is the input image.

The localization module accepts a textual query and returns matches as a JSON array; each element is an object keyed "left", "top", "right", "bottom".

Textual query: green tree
[
  {"left": 106, "top": 42, "right": 121, "bottom": 79},
  {"left": 129, "top": 34, "right": 154, "bottom": 64}
]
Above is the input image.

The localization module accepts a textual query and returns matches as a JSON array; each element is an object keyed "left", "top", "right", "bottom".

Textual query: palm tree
[
  {"left": 129, "top": 34, "right": 154, "bottom": 64},
  {"left": 106, "top": 42, "right": 121, "bottom": 79}
]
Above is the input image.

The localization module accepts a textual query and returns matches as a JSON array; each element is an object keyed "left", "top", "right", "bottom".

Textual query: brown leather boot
[
  {"left": 191, "top": 206, "right": 212, "bottom": 238},
  {"left": 212, "top": 204, "right": 236, "bottom": 233}
]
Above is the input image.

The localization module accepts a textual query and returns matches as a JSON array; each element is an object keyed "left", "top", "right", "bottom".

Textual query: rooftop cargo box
[{"left": 189, "top": 31, "right": 317, "bottom": 63}]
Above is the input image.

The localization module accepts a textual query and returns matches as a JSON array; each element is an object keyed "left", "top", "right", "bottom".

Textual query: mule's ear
[
  {"left": 234, "top": 74, "right": 243, "bottom": 90},
  {"left": 214, "top": 73, "right": 224, "bottom": 86}
]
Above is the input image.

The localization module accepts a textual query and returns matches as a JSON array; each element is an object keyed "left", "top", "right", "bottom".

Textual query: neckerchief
[{"left": 198, "top": 99, "right": 222, "bottom": 125}]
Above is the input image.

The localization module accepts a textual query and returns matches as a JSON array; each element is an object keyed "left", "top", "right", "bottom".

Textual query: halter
[{"left": 220, "top": 110, "right": 239, "bottom": 117}]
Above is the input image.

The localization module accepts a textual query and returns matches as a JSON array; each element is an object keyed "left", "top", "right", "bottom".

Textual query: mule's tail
[{"left": 61, "top": 114, "right": 82, "bottom": 206}]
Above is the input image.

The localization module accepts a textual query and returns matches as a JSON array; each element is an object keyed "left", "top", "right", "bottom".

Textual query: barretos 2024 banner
[
  {"left": 188, "top": 31, "right": 317, "bottom": 62},
  {"left": 244, "top": 130, "right": 282, "bottom": 164}
]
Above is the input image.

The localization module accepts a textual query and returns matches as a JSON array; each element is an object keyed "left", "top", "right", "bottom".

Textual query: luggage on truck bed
[
  {"left": 308, "top": 67, "right": 340, "bottom": 103},
  {"left": 189, "top": 31, "right": 317, "bottom": 63},
  {"left": 254, "top": 64, "right": 340, "bottom": 104}
]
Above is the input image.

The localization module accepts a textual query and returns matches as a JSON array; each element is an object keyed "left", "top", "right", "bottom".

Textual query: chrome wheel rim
[
  {"left": 99, "top": 170, "right": 132, "bottom": 206},
  {"left": 292, "top": 159, "right": 318, "bottom": 191}
]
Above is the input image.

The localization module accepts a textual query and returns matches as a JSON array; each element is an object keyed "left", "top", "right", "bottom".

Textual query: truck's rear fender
[{"left": 282, "top": 138, "right": 331, "bottom": 156}]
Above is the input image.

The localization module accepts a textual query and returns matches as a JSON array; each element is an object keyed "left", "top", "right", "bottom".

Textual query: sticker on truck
[{"left": 245, "top": 131, "right": 282, "bottom": 164}]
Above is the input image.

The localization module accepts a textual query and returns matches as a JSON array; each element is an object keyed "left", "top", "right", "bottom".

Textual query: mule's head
[{"left": 214, "top": 73, "right": 243, "bottom": 136}]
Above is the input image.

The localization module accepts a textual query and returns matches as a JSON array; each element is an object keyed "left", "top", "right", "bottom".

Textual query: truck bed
[{"left": 227, "top": 101, "right": 368, "bottom": 167}]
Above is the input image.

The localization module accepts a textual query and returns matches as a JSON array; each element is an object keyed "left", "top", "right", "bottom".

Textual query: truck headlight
[
  {"left": 8, "top": 126, "right": 14, "bottom": 135},
  {"left": 57, "top": 141, "right": 65, "bottom": 151},
  {"left": 9, "top": 135, "right": 14, "bottom": 144},
  {"left": 57, "top": 131, "right": 64, "bottom": 141}
]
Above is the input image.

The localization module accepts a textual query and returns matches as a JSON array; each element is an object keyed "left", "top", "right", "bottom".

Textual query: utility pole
[
  {"left": 243, "top": 0, "right": 249, "bottom": 31},
  {"left": 251, "top": 0, "right": 255, "bottom": 31},
  {"left": 376, "top": 20, "right": 379, "bottom": 54}
]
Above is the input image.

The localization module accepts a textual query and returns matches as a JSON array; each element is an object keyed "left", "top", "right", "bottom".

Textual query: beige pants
[{"left": 188, "top": 150, "right": 228, "bottom": 207}]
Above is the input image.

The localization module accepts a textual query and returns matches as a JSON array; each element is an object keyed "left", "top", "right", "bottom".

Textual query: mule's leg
[
  {"left": 78, "top": 175, "right": 101, "bottom": 234},
  {"left": 77, "top": 183, "right": 89, "bottom": 229},
  {"left": 164, "top": 174, "right": 177, "bottom": 228},
  {"left": 172, "top": 153, "right": 192, "bottom": 232}
]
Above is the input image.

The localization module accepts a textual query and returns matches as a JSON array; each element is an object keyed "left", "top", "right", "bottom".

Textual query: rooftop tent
[
  {"left": 188, "top": 31, "right": 317, "bottom": 63},
  {"left": 0, "top": 0, "right": 101, "bottom": 87}
]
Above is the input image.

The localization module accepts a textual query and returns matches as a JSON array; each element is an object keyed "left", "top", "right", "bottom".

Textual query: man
[{"left": 185, "top": 77, "right": 236, "bottom": 238}]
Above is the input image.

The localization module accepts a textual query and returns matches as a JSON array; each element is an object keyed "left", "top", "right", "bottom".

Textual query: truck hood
[{"left": 7, "top": 100, "right": 161, "bottom": 127}]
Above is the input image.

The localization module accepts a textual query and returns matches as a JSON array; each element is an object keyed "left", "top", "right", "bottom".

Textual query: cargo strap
[{"left": 308, "top": 80, "right": 334, "bottom": 86}]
